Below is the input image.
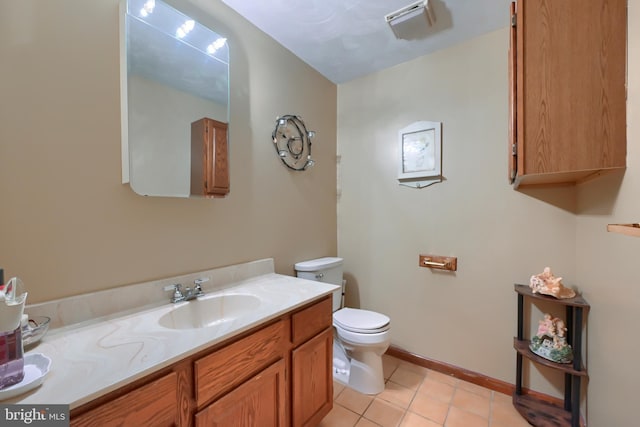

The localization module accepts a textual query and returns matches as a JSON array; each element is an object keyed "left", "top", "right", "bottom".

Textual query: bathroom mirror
[{"left": 122, "top": 0, "right": 229, "bottom": 197}]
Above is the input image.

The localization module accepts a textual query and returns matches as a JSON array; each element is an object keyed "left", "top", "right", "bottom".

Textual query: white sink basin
[{"left": 158, "top": 294, "right": 261, "bottom": 330}]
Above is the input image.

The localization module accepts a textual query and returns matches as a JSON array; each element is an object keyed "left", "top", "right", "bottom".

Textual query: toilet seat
[{"left": 333, "top": 308, "right": 390, "bottom": 334}]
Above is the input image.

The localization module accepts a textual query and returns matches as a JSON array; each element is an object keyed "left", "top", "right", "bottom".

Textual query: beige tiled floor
[{"left": 318, "top": 355, "right": 531, "bottom": 427}]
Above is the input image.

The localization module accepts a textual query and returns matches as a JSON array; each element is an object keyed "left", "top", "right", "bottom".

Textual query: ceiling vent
[{"left": 385, "top": 0, "right": 436, "bottom": 40}]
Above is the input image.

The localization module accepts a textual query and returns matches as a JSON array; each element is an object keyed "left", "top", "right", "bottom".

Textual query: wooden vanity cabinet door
[
  {"left": 291, "top": 297, "right": 334, "bottom": 427},
  {"left": 195, "top": 359, "right": 287, "bottom": 427},
  {"left": 70, "top": 372, "right": 178, "bottom": 427},
  {"left": 292, "top": 328, "right": 333, "bottom": 427},
  {"left": 191, "top": 117, "right": 229, "bottom": 198}
]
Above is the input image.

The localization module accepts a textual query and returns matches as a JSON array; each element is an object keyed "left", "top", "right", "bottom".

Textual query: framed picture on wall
[{"left": 397, "top": 121, "right": 442, "bottom": 181}]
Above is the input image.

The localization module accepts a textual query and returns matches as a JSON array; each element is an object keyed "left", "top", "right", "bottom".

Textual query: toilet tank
[{"left": 294, "top": 257, "right": 344, "bottom": 312}]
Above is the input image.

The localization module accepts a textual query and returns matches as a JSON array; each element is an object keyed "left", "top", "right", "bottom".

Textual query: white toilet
[{"left": 295, "top": 257, "right": 391, "bottom": 395}]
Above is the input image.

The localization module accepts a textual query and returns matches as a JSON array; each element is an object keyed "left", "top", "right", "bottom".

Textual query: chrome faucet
[{"left": 164, "top": 278, "right": 209, "bottom": 303}]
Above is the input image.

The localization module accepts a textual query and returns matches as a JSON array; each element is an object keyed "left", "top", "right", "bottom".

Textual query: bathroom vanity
[
  {"left": 71, "top": 296, "right": 333, "bottom": 427},
  {"left": 10, "top": 259, "right": 337, "bottom": 427}
]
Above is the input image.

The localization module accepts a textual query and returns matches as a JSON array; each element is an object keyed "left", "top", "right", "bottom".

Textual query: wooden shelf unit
[
  {"left": 513, "top": 393, "right": 577, "bottom": 427},
  {"left": 513, "top": 284, "right": 589, "bottom": 427},
  {"left": 607, "top": 223, "right": 640, "bottom": 238},
  {"left": 513, "top": 339, "right": 587, "bottom": 377}
]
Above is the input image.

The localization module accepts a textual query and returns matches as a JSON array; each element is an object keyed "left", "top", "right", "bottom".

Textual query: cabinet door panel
[
  {"left": 508, "top": 1, "right": 517, "bottom": 183},
  {"left": 207, "top": 121, "right": 229, "bottom": 193},
  {"left": 71, "top": 372, "right": 177, "bottom": 427},
  {"left": 511, "top": 0, "right": 626, "bottom": 187},
  {"left": 195, "top": 360, "right": 286, "bottom": 427},
  {"left": 292, "top": 328, "right": 333, "bottom": 427},
  {"left": 191, "top": 117, "right": 229, "bottom": 197}
]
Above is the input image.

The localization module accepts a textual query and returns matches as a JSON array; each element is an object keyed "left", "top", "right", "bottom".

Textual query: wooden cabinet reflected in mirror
[{"left": 191, "top": 118, "right": 229, "bottom": 198}]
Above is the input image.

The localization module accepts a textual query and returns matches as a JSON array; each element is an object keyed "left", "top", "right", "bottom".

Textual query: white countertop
[{"left": 5, "top": 272, "right": 337, "bottom": 408}]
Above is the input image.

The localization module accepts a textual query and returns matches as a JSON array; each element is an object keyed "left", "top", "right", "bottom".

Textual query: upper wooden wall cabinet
[
  {"left": 508, "top": 0, "right": 627, "bottom": 188},
  {"left": 191, "top": 117, "right": 229, "bottom": 198}
]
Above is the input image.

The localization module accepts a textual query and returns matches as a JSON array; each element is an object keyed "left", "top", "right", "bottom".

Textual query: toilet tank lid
[{"left": 294, "top": 257, "right": 343, "bottom": 272}]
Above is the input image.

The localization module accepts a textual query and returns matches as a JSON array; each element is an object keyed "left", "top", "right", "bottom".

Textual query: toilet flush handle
[{"left": 315, "top": 273, "right": 324, "bottom": 280}]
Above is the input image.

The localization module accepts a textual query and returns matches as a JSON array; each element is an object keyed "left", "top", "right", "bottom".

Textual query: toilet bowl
[{"left": 294, "top": 257, "right": 391, "bottom": 395}]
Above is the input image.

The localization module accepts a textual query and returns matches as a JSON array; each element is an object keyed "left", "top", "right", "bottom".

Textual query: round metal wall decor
[{"left": 271, "top": 115, "right": 315, "bottom": 171}]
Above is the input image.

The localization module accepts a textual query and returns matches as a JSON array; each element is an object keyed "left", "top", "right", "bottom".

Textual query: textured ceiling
[{"left": 220, "top": 0, "right": 511, "bottom": 84}]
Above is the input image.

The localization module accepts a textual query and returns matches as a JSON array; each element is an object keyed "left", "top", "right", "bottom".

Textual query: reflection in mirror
[{"left": 123, "top": 0, "right": 229, "bottom": 197}]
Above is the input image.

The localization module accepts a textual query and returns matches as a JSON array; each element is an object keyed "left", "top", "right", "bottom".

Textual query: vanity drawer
[
  {"left": 71, "top": 372, "right": 177, "bottom": 427},
  {"left": 291, "top": 296, "right": 332, "bottom": 346},
  {"left": 195, "top": 319, "right": 287, "bottom": 407}
]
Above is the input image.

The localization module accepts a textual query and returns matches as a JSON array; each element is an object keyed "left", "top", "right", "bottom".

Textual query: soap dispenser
[{"left": 0, "top": 276, "right": 28, "bottom": 389}]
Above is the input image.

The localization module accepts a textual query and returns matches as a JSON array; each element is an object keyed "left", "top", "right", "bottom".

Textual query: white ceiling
[{"left": 220, "top": 0, "right": 511, "bottom": 84}]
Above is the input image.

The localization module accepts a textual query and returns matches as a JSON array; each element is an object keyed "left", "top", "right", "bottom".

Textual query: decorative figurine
[
  {"left": 529, "top": 267, "right": 576, "bottom": 299},
  {"left": 529, "top": 313, "right": 573, "bottom": 364}
]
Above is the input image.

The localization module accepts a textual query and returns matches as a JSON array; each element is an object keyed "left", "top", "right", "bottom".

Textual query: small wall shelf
[
  {"left": 607, "top": 223, "right": 640, "bottom": 237},
  {"left": 513, "top": 284, "right": 589, "bottom": 427}
]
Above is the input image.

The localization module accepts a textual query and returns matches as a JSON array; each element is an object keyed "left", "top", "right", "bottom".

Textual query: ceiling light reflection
[
  {"left": 176, "top": 19, "right": 195, "bottom": 38},
  {"left": 139, "top": 0, "right": 155, "bottom": 17},
  {"left": 206, "top": 37, "right": 227, "bottom": 55}
]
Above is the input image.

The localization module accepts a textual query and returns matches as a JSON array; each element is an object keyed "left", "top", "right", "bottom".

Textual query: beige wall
[
  {"left": 0, "top": 0, "right": 337, "bottom": 303},
  {"left": 338, "top": 27, "right": 576, "bottom": 392},
  {"left": 338, "top": 4, "right": 638, "bottom": 425},
  {"left": 574, "top": 1, "right": 639, "bottom": 426}
]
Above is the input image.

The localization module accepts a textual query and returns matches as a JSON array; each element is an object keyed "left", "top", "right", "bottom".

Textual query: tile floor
[{"left": 318, "top": 354, "right": 531, "bottom": 427}]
